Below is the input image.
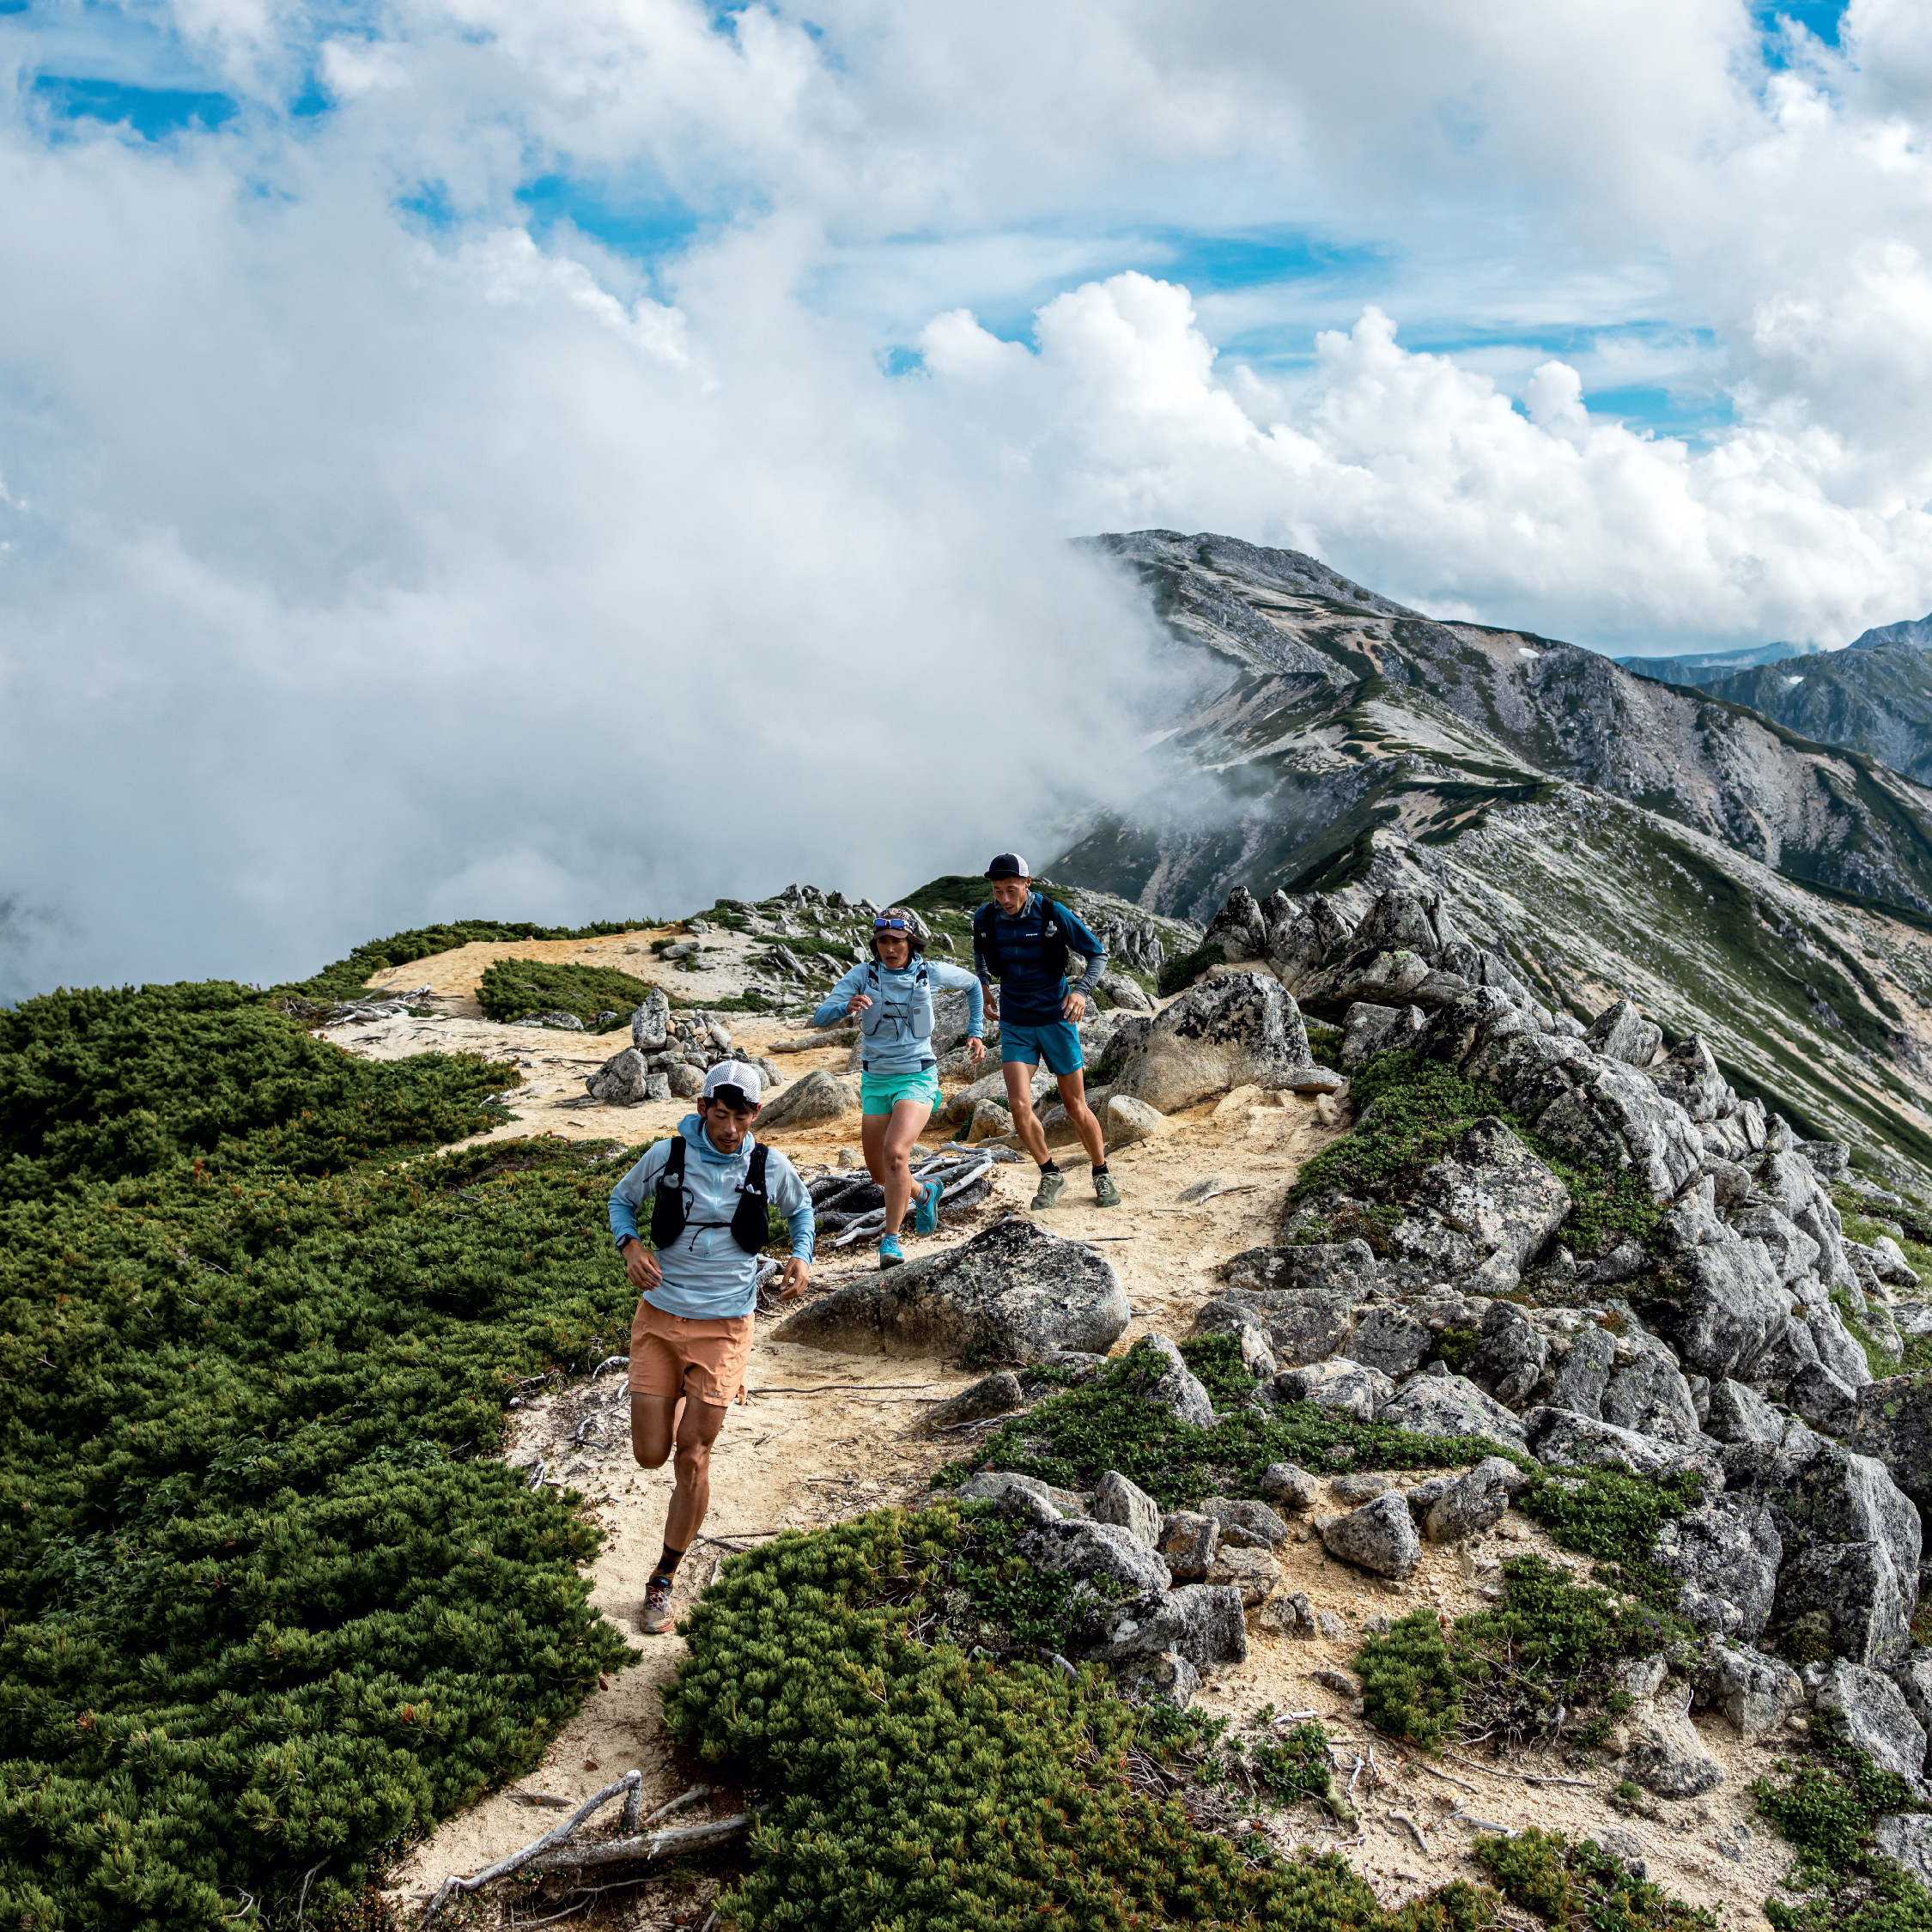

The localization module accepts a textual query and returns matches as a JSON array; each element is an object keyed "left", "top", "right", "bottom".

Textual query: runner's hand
[
  {"left": 968, "top": 1037, "right": 986, "bottom": 1063},
  {"left": 621, "top": 1240, "right": 662, "bottom": 1291},
  {"left": 1062, "top": 990, "right": 1086, "bottom": 1022},
  {"left": 846, "top": 993, "right": 873, "bottom": 1017},
  {"left": 780, "top": 1257, "right": 811, "bottom": 1298}
]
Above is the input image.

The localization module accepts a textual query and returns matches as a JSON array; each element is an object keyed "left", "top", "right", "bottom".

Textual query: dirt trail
[{"left": 327, "top": 951, "right": 1794, "bottom": 1928}]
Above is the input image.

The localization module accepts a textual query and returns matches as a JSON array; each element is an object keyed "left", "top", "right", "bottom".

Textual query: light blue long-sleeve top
[
  {"left": 608, "top": 1113, "right": 814, "bottom": 1320},
  {"left": 810, "top": 955, "right": 985, "bottom": 1073}
]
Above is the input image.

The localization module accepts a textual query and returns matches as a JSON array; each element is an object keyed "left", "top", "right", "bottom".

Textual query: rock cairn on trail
[{"left": 584, "top": 993, "right": 781, "bottom": 1105}]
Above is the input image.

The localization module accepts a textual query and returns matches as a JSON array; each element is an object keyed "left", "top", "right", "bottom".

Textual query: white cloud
[{"left": 4, "top": 0, "right": 1932, "bottom": 987}]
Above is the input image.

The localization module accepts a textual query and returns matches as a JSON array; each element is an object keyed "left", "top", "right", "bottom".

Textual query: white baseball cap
[{"left": 702, "top": 1060, "right": 764, "bottom": 1107}]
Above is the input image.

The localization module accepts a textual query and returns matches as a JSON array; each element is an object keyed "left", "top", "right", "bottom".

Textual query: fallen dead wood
[
  {"left": 528, "top": 1814, "right": 754, "bottom": 1873},
  {"left": 419, "top": 1771, "right": 643, "bottom": 1926}
]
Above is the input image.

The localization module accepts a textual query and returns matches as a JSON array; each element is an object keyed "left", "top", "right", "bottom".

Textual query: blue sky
[{"left": 1, "top": 0, "right": 1856, "bottom": 444}]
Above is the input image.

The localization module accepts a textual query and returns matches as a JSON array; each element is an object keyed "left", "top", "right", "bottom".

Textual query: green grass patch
[
  {"left": 476, "top": 956, "right": 659, "bottom": 1029},
  {"left": 1754, "top": 1728, "right": 1932, "bottom": 1932},
  {"left": 1289, "top": 1050, "right": 1661, "bottom": 1255},
  {"left": 1358, "top": 1556, "right": 1695, "bottom": 1754},
  {"left": 1307, "top": 1018, "right": 1345, "bottom": 1069}
]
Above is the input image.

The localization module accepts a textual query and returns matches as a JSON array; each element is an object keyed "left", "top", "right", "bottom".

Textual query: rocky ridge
[{"left": 1053, "top": 529, "right": 1932, "bottom": 1190}]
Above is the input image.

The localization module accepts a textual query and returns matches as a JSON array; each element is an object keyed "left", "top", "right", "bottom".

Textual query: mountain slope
[
  {"left": 1053, "top": 529, "right": 1932, "bottom": 1183},
  {"left": 1699, "top": 641, "right": 1932, "bottom": 784}
]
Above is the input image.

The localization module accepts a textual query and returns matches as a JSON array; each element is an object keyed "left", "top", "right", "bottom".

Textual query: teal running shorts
[
  {"left": 860, "top": 1066, "right": 943, "bottom": 1115},
  {"left": 999, "top": 1018, "right": 1084, "bottom": 1077}
]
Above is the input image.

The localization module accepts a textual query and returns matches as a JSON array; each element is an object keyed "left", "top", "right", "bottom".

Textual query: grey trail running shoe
[
  {"left": 1094, "top": 1171, "right": 1121, "bottom": 1208},
  {"left": 1030, "top": 1169, "right": 1067, "bottom": 1212},
  {"left": 641, "top": 1572, "right": 676, "bottom": 1636}
]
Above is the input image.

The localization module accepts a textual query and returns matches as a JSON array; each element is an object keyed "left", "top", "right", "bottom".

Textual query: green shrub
[
  {"left": 1517, "top": 1467, "right": 1703, "bottom": 1571},
  {"left": 664, "top": 1503, "right": 1482, "bottom": 1932},
  {"left": 0, "top": 980, "right": 510, "bottom": 1203},
  {"left": 1358, "top": 1611, "right": 1461, "bottom": 1747},
  {"left": 283, "top": 917, "right": 655, "bottom": 1002},
  {"left": 1158, "top": 941, "right": 1225, "bottom": 996},
  {"left": 1306, "top": 1020, "right": 1345, "bottom": 1070},
  {"left": 476, "top": 957, "right": 659, "bottom": 1029},
  {"left": 1475, "top": 1829, "right": 1714, "bottom": 1932},
  {"left": 0, "top": 978, "right": 644, "bottom": 1929}
]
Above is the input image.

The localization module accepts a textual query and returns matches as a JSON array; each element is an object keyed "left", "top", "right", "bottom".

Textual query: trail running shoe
[
  {"left": 1030, "top": 1170, "right": 1066, "bottom": 1212},
  {"left": 641, "top": 1573, "right": 676, "bottom": 1636},
  {"left": 1094, "top": 1171, "right": 1121, "bottom": 1208},
  {"left": 914, "top": 1176, "right": 944, "bottom": 1234},
  {"left": 879, "top": 1233, "right": 906, "bottom": 1269}
]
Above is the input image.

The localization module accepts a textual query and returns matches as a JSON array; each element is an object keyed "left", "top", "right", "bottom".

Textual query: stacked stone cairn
[{"left": 582, "top": 987, "right": 782, "bottom": 1105}]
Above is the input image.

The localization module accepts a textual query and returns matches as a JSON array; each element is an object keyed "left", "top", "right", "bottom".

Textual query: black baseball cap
[{"left": 984, "top": 852, "right": 1030, "bottom": 879}]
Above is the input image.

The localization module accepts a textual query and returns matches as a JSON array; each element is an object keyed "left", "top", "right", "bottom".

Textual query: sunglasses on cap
[{"left": 872, "top": 915, "right": 910, "bottom": 932}]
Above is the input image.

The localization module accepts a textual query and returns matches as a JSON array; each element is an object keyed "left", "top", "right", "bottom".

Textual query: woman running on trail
[{"left": 811, "top": 906, "right": 985, "bottom": 1268}]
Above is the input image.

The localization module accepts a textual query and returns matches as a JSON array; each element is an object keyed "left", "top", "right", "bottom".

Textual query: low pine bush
[
  {"left": 1358, "top": 1611, "right": 1461, "bottom": 1748},
  {"left": 1475, "top": 1828, "right": 1714, "bottom": 1932},
  {"left": 665, "top": 1503, "right": 1488, "bottom": 1931},
  {"left": 282, "top": 917, "right": 656, "bottom": 1002},
  {"left": 0, "top": 973, "right": 645, "bottom": 1929},
  {"left": 476, "top": 956, "right": 659, "bottom": 1029},
  {"left": 1158, "top": 941, "right": 1226, "bottom": 996}
]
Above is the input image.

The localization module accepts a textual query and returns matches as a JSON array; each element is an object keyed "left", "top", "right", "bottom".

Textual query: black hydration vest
[{"left": 651, "top": 1133, "right": 772, "bottom": 1255}]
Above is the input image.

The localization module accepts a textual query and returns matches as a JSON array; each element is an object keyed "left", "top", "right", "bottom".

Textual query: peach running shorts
[{"left": 628, "top": 1296, "right": 755, "bottom": 1408}]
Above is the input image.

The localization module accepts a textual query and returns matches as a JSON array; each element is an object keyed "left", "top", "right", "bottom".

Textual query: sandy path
[{"left": 325, "top": 963, "right": 1793, "bottom": 1929}]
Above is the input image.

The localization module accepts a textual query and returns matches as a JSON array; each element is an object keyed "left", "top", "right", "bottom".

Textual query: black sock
[
  {"left": 1092, "top": 1163, "right": 1109, "bottom": 1176},
  {"left": 1039, "top": 1158, "right": 1060, "bottom": 1175},
  {"left": 653, "top": 1543, "right": 684, "bottom": 1580}
]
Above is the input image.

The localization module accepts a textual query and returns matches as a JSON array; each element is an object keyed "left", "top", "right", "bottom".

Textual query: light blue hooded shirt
[
  {"left": 608, "top": 1113, "right": 814, "bottom": 1320},
  {"left": 810, "top": 956, "right": 985, "bottom": 1073}
]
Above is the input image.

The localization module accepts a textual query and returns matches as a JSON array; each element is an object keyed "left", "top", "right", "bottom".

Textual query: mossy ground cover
[
  {"left": 475, "top": 956, "right": 660, "bottom": 1029},
  {"left": 1475, "top": 1829, "right": 1714, "bottom": 1932},
  {"left": 283, "top": 918, "right": 657, "bottom": 1004},
  {"left": 1288, "top": 1050, "right": 1661, "bottom": 1256},
  {"left": 1754, "top": 1727, "right": 1932, "bottom": 1932},
  {"left": 935, "top": 1337, "right": 1514, "bottom": 1509},
  {"left": 0, "top": 978, "right": 643, "bottom": 1929}
]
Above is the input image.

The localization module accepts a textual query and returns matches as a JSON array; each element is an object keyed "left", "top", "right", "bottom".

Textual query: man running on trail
[
  {"left": 608, "top": 1060, "right": 813, "bottom": 1634},
  {"left": 972, "top": 853, "right": 1119, "bottom": 1211}
]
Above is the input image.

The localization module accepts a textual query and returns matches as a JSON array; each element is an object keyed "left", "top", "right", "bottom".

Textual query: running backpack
[
  {"left": 858, "top": 957, "right": 933, "bottom": 1049},
  {"left": 651, "top": 1133, "right": 772, "bottom": 1254},
  {"left": 972, "top": 896, "right": 1084, "bottom": 981}
]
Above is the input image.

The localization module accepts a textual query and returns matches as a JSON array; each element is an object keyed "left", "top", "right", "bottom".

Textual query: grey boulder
[
  {"left": 1157, "top": 1511, "right": 1220, "bottom": 1581},
  {"left": 1522, "top": 1408, "right": 1722, "bottom": 1487},
  {"left": 1654, "top": 1494, "right": 1783, "bottom": 1641},
  {"left": 953, "top": 1470, "right": 1089, "bottom": 1519},
  {"left": 1466, "top": 1301, "right": 1550, "bottom": 1411},
  {"left": 1344, "top": 1305, "right": 1435, "bottom": 1378},
  {"left": 1707, "top": 1643, "right": 1805, "bottom": 1737},
  {"left": 922, "top": 1371, "right": 1026, "bottom": 1431},
  {"left": 1260, "top": 1461, "right": 1323, "bottom": 1512},
  {"left": 1015, "top": 1516, "right": 1173, "bottom": 1599},
  {"left": 1378, "top": 1373, "right": 1529, "bottom": 1449},
  {"left": 585, "top": 1046, "right": 651, "bottom": 1105},
  {"left": 1601, "top": 1353, "right": 1704, "bottom": 1446},
  {"left": 1127, "top": 1332, "right": 1218, "bottom": 1428},
  {"left": 1114, "top": 1648, "right": 1200, "bottom": 1708},
  {"left": 1424, "top": 1457, "right": 1528, "bottom": 1543},
  {"left": 1199, "top": 1497, "right": 1291, "bottom": 1548},
  {"left": 1274, "top": 1357, "right": 1394, "bottom": 1424},
  {"left": 1624, "top": 1701, "right": 1725, "bottom": 1798},
  {"left": 1546, "top": 1326, "right": 1618, "bottom": 1419},
  {"left": 1410, "top": 1117, "right": 1572, "bottom": 1273},
  {"left": 1091, "top": 1470, "right": 1163, "bottom": 1548},
  {"left": 1109, "top": 972, "right": 1313, "bottom": 1114},
  {"left": 1706, "top": 1378, "right": 1785, "bottom": 1445},
  {"left": 779, "top": 1218, "right": 1128, "bottom": 1363},
  {"left": 756, "top": 1068, "right": 859, "bottom": 1130},
  {"left": 1874, "top": 1815, "right": 1932, "bottom": 1889},
  {"left": 1588, "top": 999, "right": 1663, "bottom": 1069},
  {"left": 1084, "top": 1584, "right": 1249, "bottom": 1670},
  {"left": 1812, "top": 1662, "right": 1929, "bottom": 1782},
  {"left": 1319, "top": 1492, "right": 1421, "bottom": 1579},
  {"left": 1670, "top": 1240, "right": 1793, "bottom": 1381},
  {"left": 629, "top": 987, "right": 671, "bottom": 1051},
  {"left": 1851, "top": 1373, "right": 1932, "bottom": 1515}
]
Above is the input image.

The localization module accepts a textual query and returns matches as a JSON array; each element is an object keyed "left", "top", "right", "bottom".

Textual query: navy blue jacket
[{"left": 973, "top": 893, "right": 1107, "bottom": 1026}]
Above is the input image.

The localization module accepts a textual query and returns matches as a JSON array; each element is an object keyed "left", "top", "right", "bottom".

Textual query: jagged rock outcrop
[{"left": 1108, "top": 972, "right": 1318, "bottom": 1112}]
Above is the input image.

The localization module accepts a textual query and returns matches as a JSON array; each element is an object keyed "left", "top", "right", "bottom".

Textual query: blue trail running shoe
[
  {"left": 878, "top": 1233, "right": 905, "bottom": 1269},
  {"left": 914, "top": 1176, "right": 945, "bottom": 1235}
]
